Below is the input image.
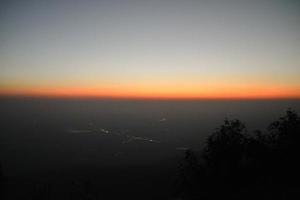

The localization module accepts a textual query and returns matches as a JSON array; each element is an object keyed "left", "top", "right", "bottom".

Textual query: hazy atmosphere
[
  {"left": 1, "top": 0, "right": 300, "bottom": 199},
  {"left": 1, "top": 0, "right": 300, "bottom": 98}
]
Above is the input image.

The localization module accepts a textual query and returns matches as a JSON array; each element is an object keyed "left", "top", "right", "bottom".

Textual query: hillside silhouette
[
  {"left": 1, "top": 108, "right": 300, "bottom": 199},
  {"left": 175, "top": 109, "right": 300, "bottom": 199}
]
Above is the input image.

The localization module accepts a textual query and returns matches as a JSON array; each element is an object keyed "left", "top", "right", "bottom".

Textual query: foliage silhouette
[
  {"left": 175, "top": 109, "right": 300, "bottom": 199},
  {"left": 204, "top": 119, "right": 247, "bottom": 177}
]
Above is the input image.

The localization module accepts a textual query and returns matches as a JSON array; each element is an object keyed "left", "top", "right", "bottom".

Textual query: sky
[{"left": 0, "top": 0, "right": 300, "bottom": 99}]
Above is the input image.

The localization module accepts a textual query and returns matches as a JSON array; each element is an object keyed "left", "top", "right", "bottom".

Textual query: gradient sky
[{"left": 1, "top": 0, "right": 300, "bottom": 99}]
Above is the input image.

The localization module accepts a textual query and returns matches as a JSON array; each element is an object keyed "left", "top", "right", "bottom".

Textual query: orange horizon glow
[
  {"left": 2, "top": 1, "right": 300, "bottom": 101},
  {"left": 1, "top": 84, "right": 300, "bottom": 100}
]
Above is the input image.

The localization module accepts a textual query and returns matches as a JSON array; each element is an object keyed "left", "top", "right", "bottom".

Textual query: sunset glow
[
  {"left": 1, "top": 83, "right": 299, "bottom": 99},
  {"left": 1, "top": 1, "right": 300, "bottom": 198},
  {"left": 1, "top": 0, "right": 300, "bottom": 99}
]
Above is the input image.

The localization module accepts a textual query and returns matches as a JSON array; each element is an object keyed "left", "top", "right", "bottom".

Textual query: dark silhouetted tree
[
  {"left": 203, "top": 119, "right": 247, "bottom": 179},
  {"left": 268, "top": 109, "right": 300, "bottom": 183},
  {"left": 175, "top": 109, "right": 300, "bottom": 200}
]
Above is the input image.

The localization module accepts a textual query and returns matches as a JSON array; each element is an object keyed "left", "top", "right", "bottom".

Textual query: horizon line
[{"left": 1, "top": 94, "right": 300, "bottom": 101}]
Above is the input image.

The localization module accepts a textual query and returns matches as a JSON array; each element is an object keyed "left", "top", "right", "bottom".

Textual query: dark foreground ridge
[
  {"left": 1, "top": 109, "right": 300, "bottom": 199},
  {"left": 175, "top": 109, "right": 300, "bottom": 199}
]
